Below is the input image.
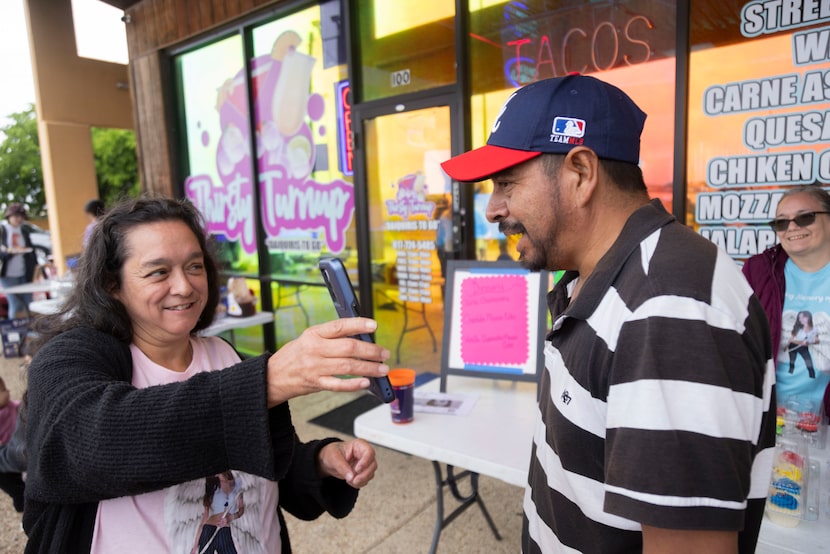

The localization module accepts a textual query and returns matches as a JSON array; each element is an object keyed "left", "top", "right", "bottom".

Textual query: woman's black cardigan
[{"left": 23, "top": 327, "right": 357, "bottom": 553}]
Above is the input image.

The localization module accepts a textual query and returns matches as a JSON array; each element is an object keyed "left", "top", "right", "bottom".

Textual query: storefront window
[
  {"left": 354, "top": 0, "right": 456, "bottom": 101},
  {"left": 175, "top": 35, "right": 268, "bottom": 353},
  {"left": 175, "top": 1, "right": 354, "bottom": 348},
  {"left": 249, "top": 3, "right": 355, "bottom": 345},
  {"left": 687, "top": 0, "right": 830, "bottom": 262},
  {"left": 468, "top": 0, "right": 677, "bottom": 261},
  {"left": 176, "top": 35, "right": 253, "bottom": 275},
  {"left": 364, "top": 107, "right": 451, "bottom": 372}
]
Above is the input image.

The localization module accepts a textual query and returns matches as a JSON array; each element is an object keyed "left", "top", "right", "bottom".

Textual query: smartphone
[{"left": 319, "top": 257, "right": 395, "bottom": 403}]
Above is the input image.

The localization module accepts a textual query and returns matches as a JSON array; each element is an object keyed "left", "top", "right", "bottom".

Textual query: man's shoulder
[{"left": 627, "top": 221, "right": 754, "bottom": 306}]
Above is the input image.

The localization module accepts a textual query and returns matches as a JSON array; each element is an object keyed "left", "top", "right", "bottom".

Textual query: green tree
[
  {"left": 0, "top": 106, "right": 140, "bottom": 218},
  {"left": 91, "top": 126, "right": 140, "bottom": 206},
  {"left": 0, "top": 105, "right": 45, "bottom": 216}
]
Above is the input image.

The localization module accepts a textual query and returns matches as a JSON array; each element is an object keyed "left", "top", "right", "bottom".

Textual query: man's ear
[{"left": 564, "top": 147, "right": 599, "bottom": 207}]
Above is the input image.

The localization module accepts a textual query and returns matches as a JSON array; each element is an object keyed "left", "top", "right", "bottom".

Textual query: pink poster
[{"left": 459, "top": 275, "right": 530, "bottom": 367}]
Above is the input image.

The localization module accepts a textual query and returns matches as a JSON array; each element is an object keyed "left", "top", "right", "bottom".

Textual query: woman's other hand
[
  {"left": 317, "top": 439, "right": 378, "bottom": 488},
  {"left": 266, "top": 317, "right": 390, "bottom": 406}
]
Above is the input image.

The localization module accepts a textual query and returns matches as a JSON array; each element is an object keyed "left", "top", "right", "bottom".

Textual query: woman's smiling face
[
  {"left": 113, "top": 220, "right": 208, "bottom": 348},
  {"left": 775, "top": 192, "right": 830, "bottom": 259}
]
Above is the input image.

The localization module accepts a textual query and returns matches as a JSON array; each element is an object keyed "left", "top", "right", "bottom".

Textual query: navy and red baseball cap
[{"left": 441, "top": 74, "right": 647, "bottom": 182}]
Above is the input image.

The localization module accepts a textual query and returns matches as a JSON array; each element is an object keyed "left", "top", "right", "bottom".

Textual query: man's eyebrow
[{"left": 491, "top": 170, "right": 519, "bottom": 182}]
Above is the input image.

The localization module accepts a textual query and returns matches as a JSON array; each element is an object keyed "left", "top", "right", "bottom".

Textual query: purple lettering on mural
[
  {"left": 186, "top": 30, "right": 355, "bottom": 255},
  {"left": 260, "top": 168, "right": 354, "bottom": 253},
  {"left": 385, "top": 173, "right": 436, "bottom": 219},
  {"left": 185, "top": 172, "right": 256, "bottom": 252}
]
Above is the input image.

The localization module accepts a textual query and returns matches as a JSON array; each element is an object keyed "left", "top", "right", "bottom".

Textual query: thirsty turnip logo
[
  {"left": 385, "top": 173, "right": 435, "bottom": 219},
  {"left": 185, "top": 30, "right": 355, "bottom": 254}
]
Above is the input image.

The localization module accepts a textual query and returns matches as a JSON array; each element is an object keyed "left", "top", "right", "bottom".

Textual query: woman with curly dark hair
[{"left": 23, "top": 195, "right": 389, "bottom": 553}]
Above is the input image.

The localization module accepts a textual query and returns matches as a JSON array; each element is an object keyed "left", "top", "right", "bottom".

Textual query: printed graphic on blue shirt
[{"left": 779, "top": 260, "right": 830, "bottom": 411}]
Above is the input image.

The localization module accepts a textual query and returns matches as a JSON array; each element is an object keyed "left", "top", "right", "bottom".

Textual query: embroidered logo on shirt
[{"left": 561, "top": 390, "right": 572, "bottom": 405}]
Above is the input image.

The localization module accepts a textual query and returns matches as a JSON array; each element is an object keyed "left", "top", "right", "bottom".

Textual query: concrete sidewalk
[
  {"left": 289, "top": 388, "right": 525, "bottom": 553},
  {"left": 0, "top": 354, "right": 524, "bottom": 553}
]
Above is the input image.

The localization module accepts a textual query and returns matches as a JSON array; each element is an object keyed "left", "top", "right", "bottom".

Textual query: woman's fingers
[{"left": 265, "top": 318, "right": 390, "bottom": 406}]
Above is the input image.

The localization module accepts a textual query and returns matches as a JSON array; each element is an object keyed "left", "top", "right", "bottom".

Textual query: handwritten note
[{"left": 459, "top": 275, "right": 529, "bottom": 367}]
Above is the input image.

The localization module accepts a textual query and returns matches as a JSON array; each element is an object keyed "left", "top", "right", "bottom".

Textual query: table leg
[
  {"left": 274, "top": 283, "right": 311, "bottom": 328},
  {"left": 429, "top": 462, "right": 502, "bottom": 554},
  {"left": 396, "top": 301, "right": 438, "bottom": 363},
  {"left": 293, "top": 286, "right": 310, "bottom": 327}
]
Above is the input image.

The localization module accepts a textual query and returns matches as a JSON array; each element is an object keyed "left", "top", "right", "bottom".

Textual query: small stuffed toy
[{"left": 227, "top": 277, "right": 256, "bottom": 317}]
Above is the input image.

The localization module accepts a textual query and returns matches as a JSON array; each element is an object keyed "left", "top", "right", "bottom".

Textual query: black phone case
[{"left": 319, "top": 257, "right": 395, "bottom": 403}]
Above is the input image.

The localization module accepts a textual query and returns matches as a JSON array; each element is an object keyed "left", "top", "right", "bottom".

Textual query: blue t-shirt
[{"left": 778, "top": 259, "right": 830, "bottom": 411}]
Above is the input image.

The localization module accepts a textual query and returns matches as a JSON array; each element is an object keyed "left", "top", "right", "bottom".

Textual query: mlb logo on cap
[
  {"left": 440, "top": 74, "right": 646, "bottom": 182},
  {"left": 552, "top": 117, "right": 585, "bottom": 139}
]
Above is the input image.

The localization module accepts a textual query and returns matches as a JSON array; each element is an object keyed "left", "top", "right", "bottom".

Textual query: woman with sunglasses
[{"left": 742, "top": 183, "right": 830, "bottom": 419}]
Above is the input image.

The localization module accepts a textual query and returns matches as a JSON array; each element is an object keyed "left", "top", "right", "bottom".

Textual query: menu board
[{"left": 440, "top": 260, "right": 547, "bottom": 391}]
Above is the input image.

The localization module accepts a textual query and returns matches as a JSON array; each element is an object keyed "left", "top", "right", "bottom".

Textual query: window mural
[
  {"left": 688, "top": 0, "right": 830, "bottom": 261},
  {"left": 175, "top": 2, "right": 354, "bottom": 348},
  {"left": 181, "top": 5, "right": 354, "bottom": 259}
]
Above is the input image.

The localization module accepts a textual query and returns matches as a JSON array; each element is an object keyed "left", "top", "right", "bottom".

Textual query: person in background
[
  {"left": 742, "top": 184, "right": 830, "bottom": 418},
  {"left": 82, "top": 199, "right": 106, "bottom": 249},
  {"left": 434, "top": 199, "right": 452, "bottom": 279},
  {"left": 0, "top": 376, "right": 24, "bottom": 513},
  {"left": 441, "top": 74, "right": 775, "bottom": 553},
  {"left": 0, "top": 202, "right": 37, "bottom": 319},
  {"left": 30, "top": 255, "right": 58, "bottom": 304},
  {"left": 23, "top": 196, "right": 389, "bottom": 553},
  {"left": 434, "top": 199, "right": 453, "bottom": 299},
  {"left": 0, "top": 377, "right": 19, "bottom": 446},
  {"left": 0, "top": 203, "right": 38, "bottom": 320},
  {"left": 496, "top": 239, "right": 513, "bottom": 261}
]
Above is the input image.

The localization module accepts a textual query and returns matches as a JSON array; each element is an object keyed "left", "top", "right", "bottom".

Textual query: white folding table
[{"left": 354, "top": 375, "right": 536, "bottom": 553}]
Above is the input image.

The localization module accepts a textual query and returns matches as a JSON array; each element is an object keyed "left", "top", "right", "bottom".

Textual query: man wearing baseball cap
[{"left": 442, "top": 74, "right": 775, "bottom": 553}]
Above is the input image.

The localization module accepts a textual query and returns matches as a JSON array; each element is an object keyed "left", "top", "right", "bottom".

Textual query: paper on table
[{"left": 413, "top": 391, "right": 478, "bottom": 416}]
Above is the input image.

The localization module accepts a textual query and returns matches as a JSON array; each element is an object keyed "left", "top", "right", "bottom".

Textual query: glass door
[{"left": 362, "top": 106, "right": 452, "bottom": 372}]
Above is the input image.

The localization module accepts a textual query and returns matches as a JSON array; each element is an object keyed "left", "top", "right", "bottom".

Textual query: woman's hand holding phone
[
  {"left": 318, "top": 257, "right": 396, "bottom": 403},
  {"left": 265, "top": 317, "right": 390, "bottom": 407}
]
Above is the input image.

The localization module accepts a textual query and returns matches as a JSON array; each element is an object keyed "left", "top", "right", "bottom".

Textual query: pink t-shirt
[{"left": 90, "top": 336, "right": 281, "bottom": 554}]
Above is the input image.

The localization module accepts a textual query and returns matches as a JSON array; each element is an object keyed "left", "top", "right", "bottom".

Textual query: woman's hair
[
  {"left": 779, "top": 183, "right": 830, "bottom": 212},
  {"left": 31, "top": 195, "right": 220, "bottom": 349},
  {"left": 792, "top": 310, "right": 814, "bottom": 333}
]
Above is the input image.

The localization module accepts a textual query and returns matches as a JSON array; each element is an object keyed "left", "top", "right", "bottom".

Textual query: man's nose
[{"left": 486, "top": 191, "right": 507, "bottom": 223}]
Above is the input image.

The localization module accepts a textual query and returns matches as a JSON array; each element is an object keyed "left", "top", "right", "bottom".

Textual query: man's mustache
[{"left": 498, "top": 221, "right": 526, "bottom": 235}]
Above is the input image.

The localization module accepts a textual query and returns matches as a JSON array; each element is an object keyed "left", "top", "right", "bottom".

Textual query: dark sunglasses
[{"left": 768, "top": 211, "right": 830, "bottom": 232}]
